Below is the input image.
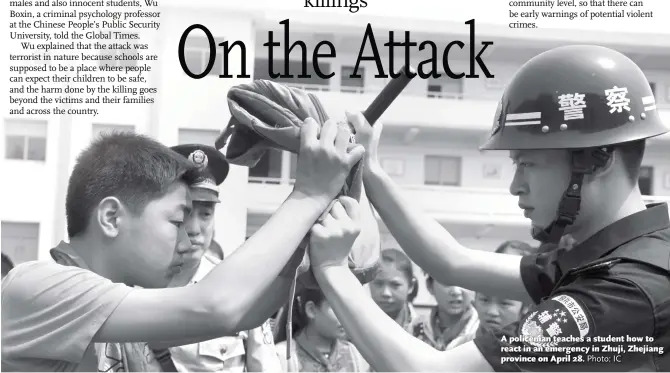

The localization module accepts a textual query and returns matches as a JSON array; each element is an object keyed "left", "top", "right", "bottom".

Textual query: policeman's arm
[
  {"left": 94, "top": 193, "right": 329, "bottom": 344},
  {"left": 363, "top": 165, "right": 532, "bottom": 303},
  {"left": 315, "top": 265, "right": 494, "bottom": 372}
]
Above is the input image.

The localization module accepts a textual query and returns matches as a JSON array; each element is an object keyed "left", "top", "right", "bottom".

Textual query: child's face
[
  {"left": 430, "top": 282, "right": 471, "bottom": 316},
  {"left": 369, "top": 263, "right": 412, "bottom": 316},
  {"left": 109, "top": 182, "right": 193, "bottom": 288},
  {"left": 474, "top": 293, "right": 524, "bottom": 331},
  {"left": 311, "top": 300, "right": 347, "bottom": 340}
]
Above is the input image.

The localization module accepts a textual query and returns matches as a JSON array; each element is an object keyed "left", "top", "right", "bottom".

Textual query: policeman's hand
[
  {"left": 294, "top": 118, "right": 365, "bottom": 205},
  {"left": 346, "top": 111, "right": 383, "bottom": 169},
  {"left": 309, "top": 196, "right": 361, "bottom": 271}
]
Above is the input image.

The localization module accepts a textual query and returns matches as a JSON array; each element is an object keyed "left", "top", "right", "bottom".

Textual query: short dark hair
[
  {"left": 616, "top": 140, "right": 646, "bottom": 184},
  {"left": 66, "top": 132, "right": 199, "bottom": 238},
  {"left": 289, "top": 288, "right": 326, "bottom": 336}
]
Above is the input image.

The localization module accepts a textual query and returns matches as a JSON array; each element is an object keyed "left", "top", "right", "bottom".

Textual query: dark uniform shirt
[{"left": 474, "top": 203, "right": 670, "bottom": 371}]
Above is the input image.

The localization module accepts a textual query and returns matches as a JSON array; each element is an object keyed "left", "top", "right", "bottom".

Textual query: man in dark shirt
[{"left": 305, "top": 45, "right": 670, "bottom": 371}]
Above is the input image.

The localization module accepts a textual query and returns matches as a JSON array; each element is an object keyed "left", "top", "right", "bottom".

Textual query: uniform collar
[
  {"left": 50, "top": 241, "right": 90, "bottom": 270},
  {"left": 558, "top": 203, "right": 670, "bottom": 271}
]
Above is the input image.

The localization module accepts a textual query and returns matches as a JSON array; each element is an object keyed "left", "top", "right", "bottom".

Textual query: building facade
[{"left": 3, "top": 3, "right": 670, "bottom": 306}]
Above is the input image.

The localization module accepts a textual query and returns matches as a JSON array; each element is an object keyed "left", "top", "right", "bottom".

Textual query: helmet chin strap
[{"left": 532, "top": 147, "right": 612, "bottom": 245}]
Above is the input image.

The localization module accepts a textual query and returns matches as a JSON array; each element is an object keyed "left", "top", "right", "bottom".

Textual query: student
[
  {"left": 275, "top": 288, "right": 369, "bottom": 372},
  {"left": 308, "top": 45, "right": 670, "bottom": 371},
  {"left": 470, "top": 241, "right": 535, "bottom": 345},
  {"left": 418, "top": 276, "right": 479, "bottom": 351},
  {"left": 368, "top": 249, "right": 422, "bottom": 335},
  {"left": 2, "top": 119, "right": 364, "bottom": 371},
  {"left": 96, "top": 144, "right": 282, "bottom": 372}
]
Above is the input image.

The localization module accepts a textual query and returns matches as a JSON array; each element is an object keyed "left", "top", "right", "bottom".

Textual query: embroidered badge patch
[{"left": 519, "top": 294, "right": 592, "bottom": 349}]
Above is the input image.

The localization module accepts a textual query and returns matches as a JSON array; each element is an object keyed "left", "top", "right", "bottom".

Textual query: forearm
[
  {"left": 150, "top": 279, "right": 294, "bottom": 348},
  {"left": 315, "top": 266, "right": 439, "bottom": 371},
  {"left": 363, "top": 166, "right": 531, "bottom": 302},
  {"left": 362, "top": 165, "right": 466, "bottom": 285},
  {"left": 235, "top": 276, "right": 295, "bottom": 331},
  {"left": 197, "top": 191, "right": 328, "bottom": 329}
]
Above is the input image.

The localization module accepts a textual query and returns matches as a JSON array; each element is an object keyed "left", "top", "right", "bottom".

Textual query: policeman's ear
[
  {"left": 97, "top": 197, "right": 124, "bottom": 238},
  {"left": 590, "top": 149, "right": 617, "bottom": 180}
]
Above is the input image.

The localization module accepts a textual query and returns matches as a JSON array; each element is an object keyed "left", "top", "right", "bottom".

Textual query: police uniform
[
  {"left": 158, "top": 144, "right": 281, "bottom": 372},
  {"left": 168, "top": 255, "right": 282, "bottom": 372},
  {"left": 472, "top": 46, "right": 670, "bottom": 371}
]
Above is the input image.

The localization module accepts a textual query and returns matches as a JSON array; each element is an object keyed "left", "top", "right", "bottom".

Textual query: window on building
[
  {"left": 341, "top": 66, "right": 365, "bottom": 92},
  {"left": 1, "top": 222, "right": 40, "bottom": 265},
  {"left": 182, "top": 36, "right": 226, "bottom": 77},
  {"left": 427, "top": 84, "right": 442, "bottom": 98},
  {"left": 427, "top": 79, "right": 463, "bottom": 99},
  {"left": 253, "top": 59, "right": 331, "bottom": 89},
  {"left": 639, "top": 166, "right": 653, "bottom": 196},
  {"left": 249, "top": 148, "right": 283, "bottom": 183},
  {"left": 441, "top": 79, "right": 463, "bottom": 98},
  {"left": 424, "top": 155, "right": 461, "bottom": 186},
  {"left": 92, "top": 124, "right": 135, "bottom": 140},
  {"left": 4, "top": 119, "right": 47, "bottom": 161},
  {"left": 177, "top": 128, "right": 221, "bottom": 147}
]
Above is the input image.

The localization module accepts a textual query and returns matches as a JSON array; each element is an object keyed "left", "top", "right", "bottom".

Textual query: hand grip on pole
[{"left": 362, "top": 65, "right": 416, "bottom": 126}]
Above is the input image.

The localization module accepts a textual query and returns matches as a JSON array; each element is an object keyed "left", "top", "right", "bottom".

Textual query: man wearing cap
[
  {"left": 303, "top": 45, "right": 670, "bottom": 371},
  {"left": 159, "top": 144, "right": 282, "bottom": 372}
]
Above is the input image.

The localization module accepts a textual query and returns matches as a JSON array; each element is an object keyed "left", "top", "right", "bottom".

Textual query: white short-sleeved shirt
[{"left": 1, "top": 246, "right": 133, "bottom": 372}]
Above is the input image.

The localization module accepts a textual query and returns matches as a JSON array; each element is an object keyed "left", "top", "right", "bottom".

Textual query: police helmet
[{"left": 480, "top": 45, "right": 670, "bottom": 244}]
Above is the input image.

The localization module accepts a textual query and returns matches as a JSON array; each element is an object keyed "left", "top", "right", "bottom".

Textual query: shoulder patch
[{"left": 519, "top": 294, "right": 593, "bottom": 348}]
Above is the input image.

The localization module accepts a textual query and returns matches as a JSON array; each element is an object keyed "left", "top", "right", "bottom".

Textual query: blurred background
[{"left": 2, "top": 0, "right": 670, "bottom": 315}]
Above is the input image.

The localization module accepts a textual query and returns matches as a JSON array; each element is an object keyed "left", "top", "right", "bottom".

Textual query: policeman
[
  {"left": 156, "top": 144, "right": 282, "bottom": 372},
  {"left": 303, "top": 45, "right": 670, "bottom": 372}
]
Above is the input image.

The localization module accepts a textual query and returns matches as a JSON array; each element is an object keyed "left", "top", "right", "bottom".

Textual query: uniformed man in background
[{"left": 158, "top": 144, "right": 282, "bottom": 372}]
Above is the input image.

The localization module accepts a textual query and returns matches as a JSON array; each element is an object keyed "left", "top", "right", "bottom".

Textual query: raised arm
[
  {"left": 307, "top": 195, "right": 494, "bottom": 372},
  {"left": 95, "top": 118, "right": 365, "bottom": 344},
  {"left": 347, "top": 111, "right": 532, "bottom": 303}
]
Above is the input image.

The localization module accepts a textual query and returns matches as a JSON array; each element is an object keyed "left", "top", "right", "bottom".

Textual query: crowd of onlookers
[{"left": 267, "top": 239, "right": 546, "bottom": 372}]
